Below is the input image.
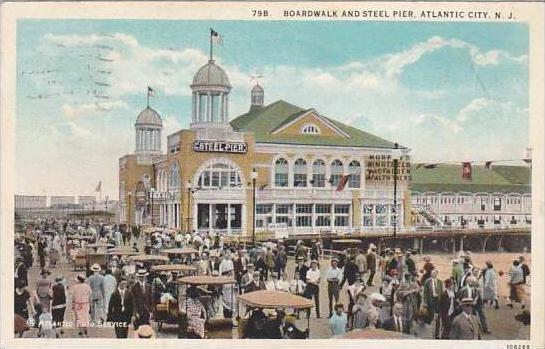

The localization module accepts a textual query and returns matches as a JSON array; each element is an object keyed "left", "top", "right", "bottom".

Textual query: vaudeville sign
[{"left": 193, "top": 140, "right": 248, "bottom": 154}]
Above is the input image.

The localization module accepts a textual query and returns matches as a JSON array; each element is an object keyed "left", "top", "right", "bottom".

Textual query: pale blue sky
[{"left": 16, "top": 20, "right": 529, "bottom": 197}]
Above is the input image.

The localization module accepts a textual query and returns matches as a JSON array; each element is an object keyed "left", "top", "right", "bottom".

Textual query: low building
[
  {"left": 14, "top": 195, "right": 47, "bottom": 210},
  {"left": 410, "top": 164, "right": 531, "bottom": 229}
]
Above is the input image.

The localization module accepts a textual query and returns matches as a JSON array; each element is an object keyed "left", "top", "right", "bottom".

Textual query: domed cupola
[
  {"left": 250, "top": 83, "right": 264, "bottom": 111},
  {"left": 135, "top": 106, "right": 162, "bottom": 156},
  {"left": 190, "top": 59, "right": 232, "bottom": 127}
]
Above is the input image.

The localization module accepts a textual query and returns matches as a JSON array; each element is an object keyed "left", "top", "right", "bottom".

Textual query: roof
[
  {"left": 192, "top": 59, "right": 231, "bottom": 89},
  {"left": 411, "top": 164, "right": 531, "bottom": 194},
  {"left": 230, "top": 100, "right": 400, "bottom": 149},
  {"left": 135, "top": 107, "right": 162, "bottom": 127},
  {"left": 238, "top": 290, "right": 314, "bottom": 309}
]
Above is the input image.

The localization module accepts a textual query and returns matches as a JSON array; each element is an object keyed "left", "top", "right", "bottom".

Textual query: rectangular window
[
  {"left": 275, "top": 173, "right": 289, "bottom": 187},
  {"left": 276, "top": 204, "right": 293, "bottom": 227},
  {"left": 334, "top": 204, "right": 350, "bottom": 227},
  {"left": 312, "top": 174, "right": 326, "bottom": 187},
  {"left": 294, "top": 173, "right": 307, "bottom": 187},
  {"left": 257, "top": 204, "right": 273, "bottom": 214},
  {"left": 295, "top": 204, "right": 312, "bottom": 227},
  {"left": 256, "top": 204, "right": 273, "bottom": 228},
  {"left": 211, "top": 172, "right": 220, "bottom": 187},
  {"left": 493, "top": 197, "right": 502, "bottom": 211},
  {"left": 330, "top": 174, "right": 342, "bottom": 187},
  {"left": 348, "top": 174, "right": 361, "bottom": 188}
]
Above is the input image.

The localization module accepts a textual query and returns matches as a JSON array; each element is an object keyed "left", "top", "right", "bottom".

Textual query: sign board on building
[
  {"left": 365, "top": 154, "right": 411, "bottom": 182},
  {"left": 193, "top": 140, "right": 248, "bottom": 154}
]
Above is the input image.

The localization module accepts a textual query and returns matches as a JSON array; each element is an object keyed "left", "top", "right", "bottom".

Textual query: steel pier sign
[{"left": 193, "top": 140, "right": 248, "bottom": 154}]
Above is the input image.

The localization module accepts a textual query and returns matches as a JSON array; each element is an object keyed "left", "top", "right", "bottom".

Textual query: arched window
[
  {"left": 294, "top": 158, "right": 308, "bottom": 187},
  {"left": 274, "top": 158, "right": 289, "bottom": 187},
  {"left": 302, "top": 124, "right": 320, "bottom": 135},
  {"left": 169, "top": 162, "right": 180, "bottom": 188},
  {"left": 198, "top": 162, "right": 241, "bottom": 188},
  {"left": 330, "top": 159, "right": 344, "bottom": 187},
  {"left": 348, "top": 160, "right": 361, "bottom": 188},
  {"left": 312, "top": 159, "right": 326, "bottom": 187}
]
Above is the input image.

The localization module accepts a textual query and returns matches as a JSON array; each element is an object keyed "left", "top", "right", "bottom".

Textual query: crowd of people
[{"left": 14, "top": 217, "right": 531, "bottom": 340}]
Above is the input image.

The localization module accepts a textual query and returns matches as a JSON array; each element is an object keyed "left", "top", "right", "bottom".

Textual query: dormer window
[{"left": 302, "top": 124, "right": 320, "bottom": 135}]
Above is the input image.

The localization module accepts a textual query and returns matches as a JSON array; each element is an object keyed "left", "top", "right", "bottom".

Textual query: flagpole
[
  {"left": 209, "top": 28, "right": 213, "bottom": 61},
  {"left": 147, "top": 87, "right": 150, "bottom": 107}
]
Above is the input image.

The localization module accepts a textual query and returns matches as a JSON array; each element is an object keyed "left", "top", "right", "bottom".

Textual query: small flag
[
  {"left": 336, "top": 175, "right": 350, "bottom": 191},
  {"left": 462, "top": 162, "right": 472, "bottom": 180},
  {"left": 95, "top": 181, "right": 102, "bottom": 192},
  {"left": 485, "top": 161, "right": 493, "bottom": 170},
  {"left": 147, "top": 86, "right": 156, "bottom": 97},
  {"left": 210, "top": 28, "right": 223, "bottom": 45}
]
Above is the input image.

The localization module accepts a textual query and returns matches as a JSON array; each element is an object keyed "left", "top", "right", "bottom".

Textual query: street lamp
[
  {"left": 251, "top": 168, "right": 258, "bottom": 244},
  {"left": 186, "top": 180, "right": 192, "bottom": 233},
  {"left": 127, "top": 191, "right": 132, "bottom": 229},
  {"left": 392, "top": 143, "right": 402, "bottom": 240},
  {"left": 150, "top": 188, "right": 156, "bottom": 226}
]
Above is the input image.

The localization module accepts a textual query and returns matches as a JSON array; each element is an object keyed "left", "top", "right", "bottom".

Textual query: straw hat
[
  {"left": 134, "top": 325, "right": 156, "bottom": 339},
  {"left": 137, "top": 269, "right": 149, "bottom": 276},
  {"left": 310, "top": 260, "right": 319, "bottom": 265},
  {"left": 90, "top": 263, "right": 101, "bottom": 272},
  {"left": 459, "top": 297, "right": 474, "bottom": 306},
  {"left": 369, "top": 293, "right": 386, "bottom": 302}
]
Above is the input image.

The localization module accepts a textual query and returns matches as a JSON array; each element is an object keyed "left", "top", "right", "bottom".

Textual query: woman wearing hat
[
  {"left": 51, "top": 276, "right": 67, "bottom": 337},
  {"left": 181, "top": 286, "right": 207, "bottom": 338},
  {"left": 35, "top": 269, "right": 52, "bottom": 313},
  {"left": 70, "top": 274, "right": 92, "bottom": 336}
]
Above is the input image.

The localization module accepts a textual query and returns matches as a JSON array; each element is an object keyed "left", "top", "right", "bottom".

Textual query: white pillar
[{"left": 227, "top": 203, "right": 231, "bottom": 233}]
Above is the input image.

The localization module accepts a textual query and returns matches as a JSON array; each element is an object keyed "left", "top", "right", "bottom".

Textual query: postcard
[{"left": 1, "top": 1, "right": 543, "bottom": 349}]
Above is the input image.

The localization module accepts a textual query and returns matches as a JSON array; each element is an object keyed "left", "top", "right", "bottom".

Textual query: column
[
  {"left": 227, "top": 203, "right": 231, "bottom": 233},
  {"left": 209, "top": 204, "right": 214, "bottom": 233},
  {"left": 311, "top": 203, "right": 316, "bottom": 234},
  {"left": 224, "top": 93, "right": 229, "bottom": 123},
  {"left": 206, "top": 92, "right": 212, "bottom": 122}
]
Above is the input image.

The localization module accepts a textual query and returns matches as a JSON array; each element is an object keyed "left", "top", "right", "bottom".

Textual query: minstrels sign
[{"left": 193, "top": 140, "right": 248, "bottom": 154}]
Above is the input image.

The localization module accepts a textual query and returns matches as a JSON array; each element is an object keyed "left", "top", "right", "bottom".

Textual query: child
[
  {"left": 329, "top": 303, "right": 348, "bottom": 336},
  {"left": 351, "top": 292, "right": 368, "bottom": 330},
  {"left": 38, "top": 309, "right": 55, "bottom": 338}
]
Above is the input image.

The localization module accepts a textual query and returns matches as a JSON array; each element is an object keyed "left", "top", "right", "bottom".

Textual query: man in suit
[
  {"left": 423, "top": 269, "right": 444, "bottom": 338},
  {"left": 107, "top": 280, "right": 134, "bottom": 338},
  {"left": 130, "top": 269, "right": 152, "bottom": 329},
  {"left": 208, "top": 255, "right": 220, "bottom": 274},
  {"left": 404, "top": 251, "right": 417, "bottom": 278},
  {"left": 88, "top": 264, "right": 105, "bottom": 322},
  {"left": 457, "top": 275, "right": 490, "bottom": 334},
  {"left": 438, "top": 278, "right": 457, "bottom": 339},
  {"left": 382, "top": 302, "right": 411, "bottom": 334},
  {"left": 234, "top": 250, "right": 249, "bottom": 292},
  {"left": 366, "top": 245, "right": 377, "bottom": 286},
  {"left": 450, "top": 298, "right": 482, "bottom": 340}
]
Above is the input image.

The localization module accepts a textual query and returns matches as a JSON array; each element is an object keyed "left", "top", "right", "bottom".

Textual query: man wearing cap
[
  {"left": 107, "top": 280, "right": 134, "bottom": 338},
  {"left": 88, "top": 264, "right": 105, "bottom": 323},
  {"left": 303, "top": 260, "right": 321, "bottom": 318},
  {"left": 340, "top": 256, "right": 359, "bottom": 288},
  {"left": 131, "top": 269, "right": 152, "bottom": 328},
  {"left": 294, "top": 257, "right": 309, "bottom": 284},
  {"left": 366, "top": 245, "right": 377, "bottom": 286},
  {"left": 355, "top": 249, "right": 367, "bottom": 280},
  {"left": 451, "top": 258, "right": 464, "bottom": 293},
  {"left": 450, "top": 298, "right": 482, "bottom": 339},
  {"left": 326, "top": 258, "right": 343, "bottom": 318},
  {"left": 405, "top": 251, "right": 417, "bottom": 278}
]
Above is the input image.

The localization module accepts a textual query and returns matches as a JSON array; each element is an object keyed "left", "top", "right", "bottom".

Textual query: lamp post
[
  {"left": 127, "top": 191, "right": 132, "bottom": 229},
  {"left": 150, "top": 188, "right": 156, "bottom": 226},
  {"left": 186, "top": 180, "right": 192, "bottom": 233},
  {"left": 251, "top": 168, "right": 258, "bottom": 244},
  {"left": 392, "top": 143, "right": 402, "bottom": 240}
]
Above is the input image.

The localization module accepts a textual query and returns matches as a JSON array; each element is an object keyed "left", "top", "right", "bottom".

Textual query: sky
[{"left": 16, "top": 20, "right": 529, "bottom": 198}]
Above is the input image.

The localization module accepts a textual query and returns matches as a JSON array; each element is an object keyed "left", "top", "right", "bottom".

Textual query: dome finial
[{"left": 250, "top": 74, "right": 264, "bottom": 110}]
